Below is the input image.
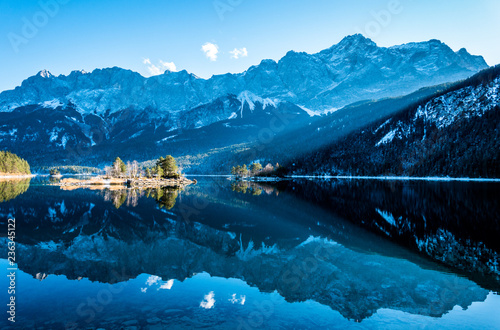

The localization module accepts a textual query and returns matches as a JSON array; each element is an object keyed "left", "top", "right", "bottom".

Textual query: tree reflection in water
[
  {"left": 146, "top": 187, "right": 179, "bottom": 210},
  {"left": 231, "top": 181, "right": 278, "bottom": 196},
  {"left": 0, "top": 178, "right": 30, "bottom": 202},
  {"left": 101, "top": 187, "right": 180, "bottom": 209}
]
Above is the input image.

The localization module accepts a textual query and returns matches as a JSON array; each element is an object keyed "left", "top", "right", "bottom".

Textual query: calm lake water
[{"left": 1, "top": 177, "right": 499, "bottom": 329}]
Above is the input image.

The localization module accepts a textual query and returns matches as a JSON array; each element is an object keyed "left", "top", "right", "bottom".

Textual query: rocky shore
[
  {"left": 56, "top": 176, "right": 194, "bottom": 189},
  {"left": 126, "top": 177, "right": 194, "bottom": 188}
]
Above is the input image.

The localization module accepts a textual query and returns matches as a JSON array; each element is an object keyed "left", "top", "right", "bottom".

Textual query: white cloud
[
  {"left": 146, "top": 275, "right": 161, "bottom": 286},
  {"left": 228, "top": 293, "right": 246, "bottom": 305},
  {"left": 229, "top": 47, "right": 248, "bottom": 59},
  {"left": 201, "top": 42, "right": 219, "bottom": 61},
  {"left": 143, "top": 58, "right": 177, "bottom": 76},
  {"left": 200, "top": 291, "right": 216, "bottom": 309},
  {"left": 158, "top": 279, "right": 174, "bottom": 290},
  {"left": 159, "top": 60, "right": 177, "bottom": 72}
]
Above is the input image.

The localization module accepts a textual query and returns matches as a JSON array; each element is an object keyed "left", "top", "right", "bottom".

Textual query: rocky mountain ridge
[{"left": 0, "top": 35, "right": 487, "bottom": 117}]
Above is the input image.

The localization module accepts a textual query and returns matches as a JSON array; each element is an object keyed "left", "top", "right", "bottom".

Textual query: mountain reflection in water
[{"left": 0, "top": 177, "right": 499, "bottom": 329}]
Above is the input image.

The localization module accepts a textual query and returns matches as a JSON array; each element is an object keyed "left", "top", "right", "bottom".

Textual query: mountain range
[
  {"left": 0, "top": 34, "right": 487, "bottom": 115},
  {"left": 0, "top": 34, "right": 491, "bottom": 171}
]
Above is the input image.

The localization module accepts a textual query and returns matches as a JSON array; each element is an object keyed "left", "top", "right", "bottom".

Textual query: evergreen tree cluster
[
  {"left": 231, "top": 164, "right": 248, "bottom": 177},
  {"left": 113, "top": 157, "right": 127, "bottom": 176},
  {"left": 155, "top": 155, "right": 180, "bottom": 179},
  {"left": 231, "top": 162, "right": 284, "bottom": 177},
  {"left": 0, "top": 151, "right": 30, "bottom": 175},
  {"left": 145, "top": 155, "right": 180, "bottom": 179},
  {"left": 49, "top": 168, "right": 61, "bottom": 176},
  {"left": 105, "top": 155, "right": 180, "bottom": 179}
]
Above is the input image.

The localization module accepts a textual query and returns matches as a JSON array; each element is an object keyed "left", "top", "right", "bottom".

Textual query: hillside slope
[{"left": 288, "top": 66, "right": 500, "bottom": 178}]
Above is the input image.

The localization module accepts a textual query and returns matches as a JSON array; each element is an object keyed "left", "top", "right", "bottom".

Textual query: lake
[{"left": 1, "top": 177, "right": 499, "bottom": 329}]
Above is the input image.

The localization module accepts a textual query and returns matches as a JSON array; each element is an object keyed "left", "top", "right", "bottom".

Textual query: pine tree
[
  {"left": 112, "top": 157, "right": 127, "bottom": 177},
  {"left": 241, "top": 164, "right": 248, "bottom": 176},
  {"left": 155, "top": 165, "right": 164, "bottom": 178},
  {"left": 119, "top": 159, "right": 127, "bottom": 174},
  {"left": 156, "top": 155, "right": 179, "bottom": 178},
  {"left": 250, "top": 162, "right": 262, "bottom": 175},
  {"left": 234, "top": 165, "right": 241, "bottom": 177}
]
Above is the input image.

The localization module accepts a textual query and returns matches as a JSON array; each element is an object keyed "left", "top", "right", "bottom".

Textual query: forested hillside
[
  {"left": 0, "top": 151, "right": 31, "bottom": 175},
  {"left": 288, "top": 66, "right": 500, "bottom": 178}
]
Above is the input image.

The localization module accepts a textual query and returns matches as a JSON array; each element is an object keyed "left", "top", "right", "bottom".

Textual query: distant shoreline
[
  {"left": 289, "top": 175, "right": 500, "bottom": 182},
  {"left": 194, "top": 174, "right": 500, "bottom": 183}
]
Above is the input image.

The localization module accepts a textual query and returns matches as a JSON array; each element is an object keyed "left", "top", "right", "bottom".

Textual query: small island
[
  {"left": 49, "top": 168, "right": 63, "bottom": 177},
  {"left": 57, "top": 155, "right": 193, "bottom": 189}
]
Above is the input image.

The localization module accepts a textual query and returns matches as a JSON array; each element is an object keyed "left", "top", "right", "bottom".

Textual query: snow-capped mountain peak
[
  {"left": 37, "top": 69, "right": 53, "bottom": 78},
  {"left": 336, "top": 33, "right": 377, "bottom": 49}
]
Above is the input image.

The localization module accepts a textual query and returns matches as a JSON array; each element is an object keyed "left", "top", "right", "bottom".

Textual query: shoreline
[
  {"left": 223, "top": 175, "right": 500, "bottom": 183},
  {"left": 289, "top": 175, "right": 500, "bottom": 182},
  {"left": 0, "top": 174, "right": 36, "bottom": 179}
]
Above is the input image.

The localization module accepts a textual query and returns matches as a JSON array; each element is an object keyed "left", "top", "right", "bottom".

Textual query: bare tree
[
  {"left": 126, "top": 161, "right": 132, "bottom": 178},
  {"left": 104, "top": 166, "right": 112, "bottom": 178},
  {"left": 130, "top": 160, "right": 139, "bottom": 178}
]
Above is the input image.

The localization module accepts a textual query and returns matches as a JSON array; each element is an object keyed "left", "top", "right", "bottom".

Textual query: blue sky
[{"left": 1, "top": 0, "right": 499, "bottom": 92}]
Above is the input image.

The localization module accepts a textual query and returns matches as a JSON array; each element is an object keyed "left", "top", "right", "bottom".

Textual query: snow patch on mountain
[
  {"left": 238, "top": 91, "right": 277, "bottom": 117},
  {"left": 49, "top": 128, "right": 62, "bottom": 142},
  {"left": 5, "top": 128, "right": 17, "bottom": 137},
  {"left": 41, "top": 99, "right": 63, "bottom": 109},
  {"left": 157, "top": 135, "right": 177, "bottom": 143},
  {"left": 298, "top": 105, "right": 321, "bottom": 117},
  {"left": 414, "top": 77, "right": 500, "bottom": 129},
  {"left": 376, "top": 129, "right": 397, "bottom": 146},
  {"left": 59, "top": 135, "right": 69, "bottom": 148},
  {"left": 374, "top": 119, "right": 392, "bottom": 133},
  {"left": 127, "top": 130, "right": 144, "bottom": 140}
]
